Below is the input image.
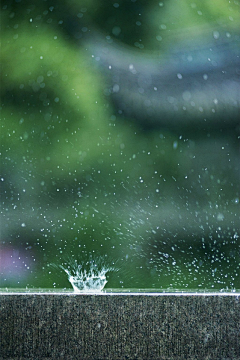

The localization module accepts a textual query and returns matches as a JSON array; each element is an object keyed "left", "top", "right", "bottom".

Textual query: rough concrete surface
[{"left": 0, "top": 294, "right": 240, "bottom": 359}]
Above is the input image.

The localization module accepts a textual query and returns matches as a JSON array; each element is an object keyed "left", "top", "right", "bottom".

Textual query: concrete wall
[{"left": 1, "top": 293, "right": 239, "bottom": 359}]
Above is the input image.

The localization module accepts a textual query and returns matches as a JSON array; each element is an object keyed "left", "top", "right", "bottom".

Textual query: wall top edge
[{"left": 0, "top": 290, "right": 240, "bottom": 297}]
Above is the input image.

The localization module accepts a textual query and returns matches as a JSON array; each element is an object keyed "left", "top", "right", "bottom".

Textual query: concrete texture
[{"left": 0, "top": 293, "right": 240, "bottom": 359}]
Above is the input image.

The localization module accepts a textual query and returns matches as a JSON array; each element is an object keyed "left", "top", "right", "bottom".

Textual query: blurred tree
[{"left": 1, "top": 0, "right": 239, "bottom": 290}]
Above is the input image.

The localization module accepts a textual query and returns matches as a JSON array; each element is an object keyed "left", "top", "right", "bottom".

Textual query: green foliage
[{"left": 1, "top": 0, "right": 239, "bottom": 290}]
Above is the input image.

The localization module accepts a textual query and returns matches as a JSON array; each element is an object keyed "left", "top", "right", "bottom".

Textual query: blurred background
[{"left": 1, "top": 0, "right": 240, "bottom": 290}]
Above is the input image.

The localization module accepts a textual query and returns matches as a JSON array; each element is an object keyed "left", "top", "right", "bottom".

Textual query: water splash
[{"left": 59, "top": 258, "right": 114, "bottom": 293}]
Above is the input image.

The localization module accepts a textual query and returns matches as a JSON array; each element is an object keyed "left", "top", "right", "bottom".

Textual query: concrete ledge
[{"left": 1, "top": 293, "right": 240, "bottom": 359}]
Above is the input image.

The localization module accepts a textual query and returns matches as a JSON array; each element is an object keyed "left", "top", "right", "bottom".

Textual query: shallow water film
[{"left": 1, "top": 0, "right": 240, "bottom": 292}]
